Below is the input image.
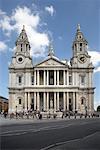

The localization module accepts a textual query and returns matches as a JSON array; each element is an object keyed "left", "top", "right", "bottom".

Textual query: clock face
[
  {"left": 78, "top": 55, "right": 87, "bottom": 63},
  {"left": 17, "top": 55, "right": 24, "bottom": 64}
]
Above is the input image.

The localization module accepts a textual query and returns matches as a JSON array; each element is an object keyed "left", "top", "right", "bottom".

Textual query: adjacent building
[
  {"left": 0, "top": 96, "right": 8, "bottom": 113},
  {"left": 8, "top": 24, "right": 95, "bottom": 114}
]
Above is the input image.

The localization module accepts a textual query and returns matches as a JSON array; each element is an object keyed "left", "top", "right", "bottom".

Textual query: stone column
[
  {"left": 44, "top": 70, "right": 46, "bottom": 85},
  {"left": 54, "top": 92, "right": 56, "bottom": 111},
  {"left": 37, "top": 70, "right": 39, "bottom": 85},
  {"left": 47, "top": 92, "right": 49, "bottom": 111},
  {"left": 54, "top": 70, "right": 56, "bottom": 85},
  {"left": 44, "top": 92, "right": 46, "bottom": 111},
  {"left": 57, "top": 70, "right": 59, "bottom": 85},
  {"left": 47, "top": 70, "right": 49, "bottom": 85},
  {"left": 67, "top": 71, "right": 69, "bottom": 85},
  {"left": 28, "top": 92, "right": 31, "bottom": 110},
  {"left": 37, "top": 92, "right": 40, "bottom": 111},
  {"left": 67, "top": 92, "right": 69, "bottom": 110},
  {"left": 73, "top": 72, "right": 74, "bottom": 86},
  {"left": 76, "top": 92, "right": 78, "bottom": 111},
  {"left": 25, "top": 92, "right": 27, "bottom": 111},
  {"left": 64, "top": 70, "right": 66, "bottom": 85},
  {"left": 34, "top": 70, "right": 36, "bottom": 85},
  {"left": 57, "top": 92, "right": 59, "bottom": 111},
  {"left": 73, "top": 92, "right": 75, "bottom": 112},
  {"left": 34, "top": 92, "right": 36, "bottom": 110},
  {"left": 63, "top": 92, "right": 66, "bottom": 111}
]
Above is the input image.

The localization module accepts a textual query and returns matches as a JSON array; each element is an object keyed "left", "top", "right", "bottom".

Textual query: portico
[{"left": 24, "top": 91, "right": 79, "bottom": 113}]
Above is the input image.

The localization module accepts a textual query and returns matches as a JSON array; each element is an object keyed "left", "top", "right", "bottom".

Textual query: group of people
[{"left": 1, "top": 110, "right": 99, "bottom": 119}]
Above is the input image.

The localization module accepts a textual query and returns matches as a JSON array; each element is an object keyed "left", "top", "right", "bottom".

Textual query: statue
[{"left": 50, "top": 99, "right": 53, "bottom": 109}]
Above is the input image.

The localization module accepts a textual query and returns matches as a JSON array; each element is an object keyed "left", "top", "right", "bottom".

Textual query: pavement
[
  {"left": 0, "top": 115, "right": 81, "bottom": 126},
  {"left": 1, "top": 116, "right": 100, "bottom": 150}
]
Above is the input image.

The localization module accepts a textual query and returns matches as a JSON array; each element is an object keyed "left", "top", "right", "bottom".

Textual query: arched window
[
  {"left": 81, "top": 97, "right": 86, "bottom": 105},
  {"left": 19, "top": 98, "right": 21, "bottom": 104}
]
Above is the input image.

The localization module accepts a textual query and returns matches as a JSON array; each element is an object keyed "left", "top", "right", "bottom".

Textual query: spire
[
  {"left": 23, "top": 25, "right": 25, "bottom": 30},
  {"left": 77, "top": 24, "right": 81, "bottom": 32},
  {"left": 15, "top": 25, "right": 31, "bottom": 57},
  {"left": 16, "top": 25, "right": 29, "bottom": 45},
  {"left": 48, "top": 42, "right": 54, "bottom": 56}
]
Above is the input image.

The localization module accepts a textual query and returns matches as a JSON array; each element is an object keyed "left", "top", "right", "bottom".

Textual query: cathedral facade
[{"left": 8, "top": 25, "right": 95, "bottom": 115}]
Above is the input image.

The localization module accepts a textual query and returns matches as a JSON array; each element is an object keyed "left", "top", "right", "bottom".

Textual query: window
[
  {"left": 69, "top": 72, "right": 72, "bottom": 85},
  {"left": 49, "top": 70, "right": 54, "bottom": 85},
  {"left": 31, "top": 76, "right": 34, "bottom": 85},
  {"left": 81, "top": 98, "right": 84, "bottom": 105},
  {"left": 80, "top": 43, "right": 82, "bottom": 51},
  {"left": 81, "top": 76, "right": 85, "bottom": 84},
  {"left": 59, "top": 70, "right": 63, "bottom": 85},
  {"left": 21, "top": 44, "right": 22, "bottom": 51},
  {"left": 19, "top": 99, "right": 21, "bottom": 104},
  {"left": 18, "top": 76, "right": 22, "bottom": 84}
]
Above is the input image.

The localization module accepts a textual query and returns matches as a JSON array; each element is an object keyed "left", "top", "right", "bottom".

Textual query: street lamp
[{"left": 15, "top": 106, "right": 17, "bottom": 118}]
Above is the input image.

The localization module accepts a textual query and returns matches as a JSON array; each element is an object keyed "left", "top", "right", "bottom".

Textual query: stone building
[
  {"left": 8, "top": 24, "right": 95, "bottom": 114},
  {"left": 0, "top": 96, "right": 8, "bottom": 113}
]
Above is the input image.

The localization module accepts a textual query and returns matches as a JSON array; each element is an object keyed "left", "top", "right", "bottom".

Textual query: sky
[{"left": 0, "top": 0, "right": 100, "bottom": 110}]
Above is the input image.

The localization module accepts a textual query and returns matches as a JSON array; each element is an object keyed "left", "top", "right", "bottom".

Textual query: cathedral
[{"left": 8, "top": 24, "right": 95, "bottom": 115}]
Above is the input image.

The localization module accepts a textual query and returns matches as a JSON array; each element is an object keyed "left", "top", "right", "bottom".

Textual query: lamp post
[
  {"left": 15, "top": 106, "right": 17, "bottom": 119},
  {"left": 85, "top": 105, "right": 87, "bottom": 118}
]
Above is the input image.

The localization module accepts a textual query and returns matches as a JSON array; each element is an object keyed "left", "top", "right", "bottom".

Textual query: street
[{"left": 1, "top": 118, "right": 100, "bottom": 150}]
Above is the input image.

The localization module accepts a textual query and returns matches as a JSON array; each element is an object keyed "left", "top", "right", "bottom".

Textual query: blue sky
[{"left": 0, "top": 0, "right": 100, "bottom": 109}]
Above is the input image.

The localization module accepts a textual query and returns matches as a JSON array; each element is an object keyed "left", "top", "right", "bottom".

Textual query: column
[
  {"left": 44, "top": 92, "right": 46, "bottom": 111},
  {"left": 25, "top": 92, "right": 27, "bottom": 111},
  {"left": 57, "top": 70, "right": 59, "bottom": 85},
  {"left": 44, "top": 70, "right": 46, "bottom": 85},
  {"left": 47, "top": 70, "right": 49, "bottom": 85},
  {"left": 63, "top": 92, "right": 66, "bottom": 111},
  {"left": 34, "top": 70, "right": 36, "bottom": 85},
  {"left": 28, "top": 92, "right": 31, "bottom": 110},
  {"left": 64, "top": 70, "right": 66, "bottom": 85},
  {"left": 34, "top": 92, "right": 36, "bottom": 110},
  {"left": 73, "top": 72, "right": 74, "bottom": 86},
  {"left": 67, "top": 71, "right": 69, "bottom": 85},
  {"left": 37, "top": 92, "right": 40, "bottom": 111},
  {"left": 57, "top": 92, "right": 59, "bottom": 111},
  {"left": 67, "top": 92, "right": 69, "bottom": 110},
  {"left": 37, "top": 70, "right": 39, "bottom": 85},
  {"left": 47, "top": 92, "right": 49, "bottom": 111},
  {"left": 76, "top": 92, "right": 78, "bottom": 111},
  {"left": 73, "top": 92, "right": 75, "bottom": 112},
  {"left": 54, "top": 70, "right": 56, "bottom": 85},
  {"left": 54, "top": 92, "right": 56, "bottom": 111}
]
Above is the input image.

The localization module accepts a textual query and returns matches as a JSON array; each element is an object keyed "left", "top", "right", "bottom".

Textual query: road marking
[
  {"left": 0, "top": 124, "right": 73, "bottom": 136},
  {"left": 1, "top": 120, "right": 99, "bottom": 137},
  {"left": 41, "top": 131, "right": 100, "bottom": 150}
]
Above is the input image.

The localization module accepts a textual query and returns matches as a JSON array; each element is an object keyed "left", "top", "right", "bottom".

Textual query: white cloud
[
  {"left": 94, "top": 66, "right": 100, "bottom": 73},
  {"left": 0, "top": 41, "right": 7, "bottom": 52},
  {"left": 88, "top": 50, "right": 100, "bottom": 66},
  {"left": 0, "top": 6, "right": 50, "bottom": 57},
  {"left": 88, "top": 50, "right": 100, "bottom": 73},
  {"left": 45, "top": 5, "right": 55, "bottom": 16}
]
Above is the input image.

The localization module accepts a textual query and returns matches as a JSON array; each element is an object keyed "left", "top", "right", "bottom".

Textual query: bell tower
[
  {"left": 70, "top": 24, "right": 92, "bottom": 68},
  {"left": 72, "top": 24, "right": 88, "bottom": 56},
  {"left": 9, "top": 25, "right": 33, "bottom": 68},
  {"left": 15, "top": 25, "right": 31, "bottom": 57}
]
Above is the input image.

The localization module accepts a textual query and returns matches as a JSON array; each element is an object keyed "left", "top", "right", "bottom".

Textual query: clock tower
[
  {"left": 9, "top": 25, "right": 33, "bottom": 68},
  {"left": 70, "top": 24, "right": 92, "bottom": 68}
]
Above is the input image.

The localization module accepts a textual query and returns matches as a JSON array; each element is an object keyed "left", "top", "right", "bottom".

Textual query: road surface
[{"left": 1, "top": 118, "right": 100, "bottom": 150}]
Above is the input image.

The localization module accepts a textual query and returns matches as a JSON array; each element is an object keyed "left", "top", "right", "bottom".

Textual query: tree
[{"left": 97, "top": 105, "right": 100, "bottom": 112}]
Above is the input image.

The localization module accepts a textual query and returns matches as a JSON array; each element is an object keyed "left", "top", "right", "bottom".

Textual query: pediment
[{"left": 35, "top": 57, "right": 66, "bottom": 68}]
